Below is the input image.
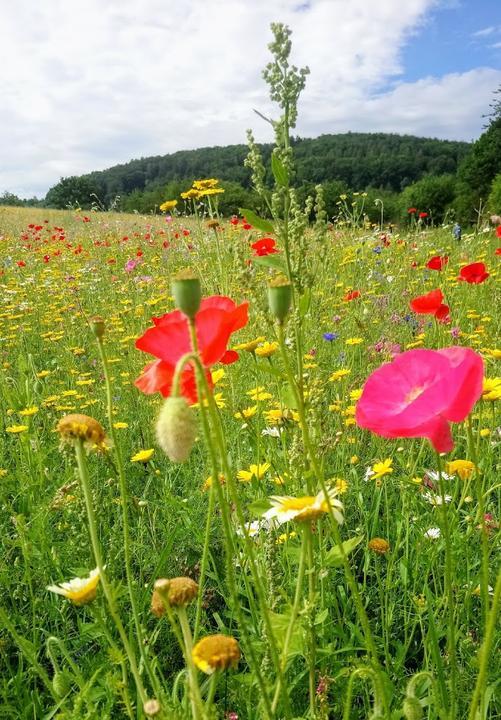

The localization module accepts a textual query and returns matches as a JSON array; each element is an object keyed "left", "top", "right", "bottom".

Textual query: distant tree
[
  {"left": 0, "top": 191, "right": 41, "bottom": 207},
  {"left": 454, "top": 116, "right": 501, "bottom": 223},
  {"left": 0, "top": 191, "right": 25, "bottom": 206},
  {"left": 45, "top": 176, "right": 101, "bottom": 209},
  {"left": 401, "top": 174, "right": 456, "bottom": 224},
  {"left": 487, "top": 173, "right": 501, "bottom": 214}
]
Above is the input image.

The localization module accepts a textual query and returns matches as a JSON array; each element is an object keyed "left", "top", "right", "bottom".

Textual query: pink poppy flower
[{"left": 355, "top": 347, "right": 483, "bottom": 452}]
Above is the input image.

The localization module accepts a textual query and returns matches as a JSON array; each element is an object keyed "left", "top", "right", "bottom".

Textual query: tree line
[{"left": 4, "top": 118, "right": 501, "bottom": 225}]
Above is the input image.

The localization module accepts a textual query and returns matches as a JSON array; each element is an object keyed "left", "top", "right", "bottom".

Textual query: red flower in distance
[
  {"left": 135, "top": 296, "right": 248, "bottom": 402},
  {"left": 426, "top": 255, "right": 448, "bottom": 270},
  {"left": 356, "top": 347, "right": 483, "bottom": 452},
  {"left": 496, "top": 225, "right": 501, "bottom": 238},
  {"left": 251, "top": 238, "right": 278, "bottom": 256},
  {"left": 458, "top": 262, "right": 489, "bottom": 284},
  {"left": 410, "top": 288, "right": 449, "bottom": 322},
  {"left": 407, "top": 207, "right": 417, "bottom": 214},
  {"left": 495, "top": 247, "right": 501, "bottom": 256},
  {"left": 343, "top": 290, "right": 361, "bottom": 302},
  {"left": 419, "top": 212, "right": 428, "bottom": 219}
]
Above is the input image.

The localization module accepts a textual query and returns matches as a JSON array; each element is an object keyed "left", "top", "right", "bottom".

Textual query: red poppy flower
[
  {"left": 135, "top": 296, "right": 248, "bottom": 402},
  {"left": 426, "top": 255, "right": 448, "bottom": 271},
  {"left": 356, "top": 347, "right": 483, "bottom": 452},
  {"left": 410, "top": 288, "right": 449, "bottom": 322},
  {"left": 495, "top": 247, "right": 501, "bottom": 256},
  {"left": 496, "top": 225, "right": 501, "bottom": 238},
  {"left": 343, "top": 290, "right": 361, "bottom": 302},
  {"left": 407, "top": 208, "right": 417, "bottom": 214},
  {"left": 251, "top": 238, "right": 278, "bottom": 256},
  {"left": 419, "top": 212, "right": 428, "bottom": 219},
  {"left": 458, "top": 262, "right": 489, "bottom": 284}
]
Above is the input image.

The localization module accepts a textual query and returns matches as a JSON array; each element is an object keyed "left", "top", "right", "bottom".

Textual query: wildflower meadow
[{"left": 1, "top": 23, "right": 500, "bottom": 720}]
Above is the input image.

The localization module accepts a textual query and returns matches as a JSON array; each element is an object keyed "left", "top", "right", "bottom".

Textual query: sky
[{"left": 1, "top": 0, "right": 500, "bottom": 198}]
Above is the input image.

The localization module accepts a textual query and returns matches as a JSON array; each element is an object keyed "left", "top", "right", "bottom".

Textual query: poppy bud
[
  {"left": 143, "top": 699, "right": 161, "bottom": 717},
  {"left": 156, "top": 396, "right": 196, "bottom": 463},
  {"left": 268, "top": 276, "right": 292, "bottom": 324},
  {"left": 172, "top": 269, "right": 201, "bottom": 319}
]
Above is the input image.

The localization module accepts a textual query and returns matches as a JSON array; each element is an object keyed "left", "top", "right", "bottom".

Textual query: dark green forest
[{"left": 4, "top": 118, "right": 501, "bottom": 225}]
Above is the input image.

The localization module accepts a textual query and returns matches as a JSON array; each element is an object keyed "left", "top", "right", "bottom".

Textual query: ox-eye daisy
[{"left": 263, "top": 488, "right": 343, "bottom": 525}]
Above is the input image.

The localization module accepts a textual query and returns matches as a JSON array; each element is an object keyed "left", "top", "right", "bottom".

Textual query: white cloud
[
  {"left": 472, "top": 25, "right": 501, "bottom": 37},
  {"left": 0, "top": 0, "right": 499, "bottom": 197}
]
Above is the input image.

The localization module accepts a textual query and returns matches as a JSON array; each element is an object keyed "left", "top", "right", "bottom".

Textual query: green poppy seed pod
[
  {"left": 156, "top": 396, "right": 196, "bottom": 463},
  {"left": 402, "top": 696, "right": 423, "bottom": 720},
  {"left": 172, "top": 269, "right": 201, "bottom": 319},
  {"left": 268, "top": 276, "right": 292, "bottom": 324},
  {"left": 90, "top": 315, "right": 105, "bottom": 339}
]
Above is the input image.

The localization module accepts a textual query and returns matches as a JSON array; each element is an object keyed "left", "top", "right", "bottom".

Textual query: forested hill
[{"left": 83, "top": 132, "right": 470, "bottom": 204}]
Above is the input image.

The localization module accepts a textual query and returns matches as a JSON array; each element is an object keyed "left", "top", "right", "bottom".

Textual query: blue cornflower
[{"left": 323, "top": 332, "right": 339, "bottom": 342}]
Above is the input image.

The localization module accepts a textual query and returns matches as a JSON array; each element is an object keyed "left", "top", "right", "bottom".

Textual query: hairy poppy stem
[
  {"left": 74, "top": 439, "right": 148, "bottom": 707},
  {"left": 434, "top": 450, "right": 457, "bottom": 719}
]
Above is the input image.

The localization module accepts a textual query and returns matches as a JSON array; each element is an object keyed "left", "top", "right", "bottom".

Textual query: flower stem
[
  {"left": 466, "top": 416, "right": 490, "bottom": 627},
  {"left": 74, "top": 439, "right": 148, "bottom": 706},
  {"left": 96, "top": 334, "right": 160, "bottom": 697},
  {"left": 271, "top": 524, "right": 308, "bottom": 713},
  {"left": 186, "top": 321, "right": 275, "bottom": 718},
  {"left": 193, "top": 481, "right": 215, "bottom": 641},
  {"left": 177, "top": 607, "right": 206, "bottom": 720},
  {"left": 276, "top": 322, "right": 390, "bottom": 715},
  {"left": 467, "top": 569, "right": 501, "bottom": 720},
  {"left": 434, "top": 450, "right": 457, "bottom": 719}
]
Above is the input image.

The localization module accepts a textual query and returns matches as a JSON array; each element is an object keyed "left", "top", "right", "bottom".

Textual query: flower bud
[
  {"left": 143, "top": 699, "right": 161, "bottom": 717},
  {"left": 268, "top": 276, "right": 292, "bottom": 323},
  {"left": 172, "top": 269, "right": 201, "bottom": 319},
  {"left": 156, "top": 396, "right": 196, "bottom": 463}
]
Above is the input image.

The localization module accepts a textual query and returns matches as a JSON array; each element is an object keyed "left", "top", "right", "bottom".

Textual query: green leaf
[
  {"left": 269, "top": 610, "right": 305, "bottom": 658},
  {"left": 281, "top": 385, "right": 298, "bottom": 410},
  {"left": 325, "top": 535, "right": 364, "bottom": 567},
  {"left": 251, "top": 254, "right": 287, "bottom": 273},
  {"left": 239, "top": 208, "right": 275, "bottom": 233},
  {"left": 315, "top": 608, "right": 329, "bottom": 626},
  {"left": 247, "top": 499, "right": 272, "bottom": 516},
  {"left": 271, "top": 153, "right": 288, "bottom": 187},
  {"left": 299, "top": 289, "right": 311, "bottom": 318},
  {"left": 255, "top": 363, "right": 286, "bottom": 380}
]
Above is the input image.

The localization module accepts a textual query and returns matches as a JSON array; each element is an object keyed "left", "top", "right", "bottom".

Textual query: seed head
[
  {"left": 151, "top": 577, "right": 199, "bottom": 616},
  {"left": 57, "top": 414, "right": 106, "bottom": 447},
  {"left": 368, "top": 537, "right": 390, "bottom": 555}
]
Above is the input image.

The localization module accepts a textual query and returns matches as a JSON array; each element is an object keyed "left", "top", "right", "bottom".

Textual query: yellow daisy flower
[
  {"left": 131, "top": 449, "right": 154, "bottom": 463},
  {"left": 47, "top": 568, "right": 100, "bottom": 606},
  {"left": 263, "top": 487, "right": 344, "bottom": 525},
  {"left": 237, "top": 463, "right": 270, "bottom": 482}
]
